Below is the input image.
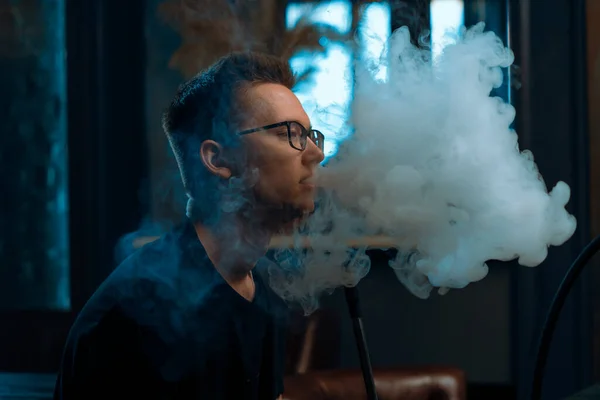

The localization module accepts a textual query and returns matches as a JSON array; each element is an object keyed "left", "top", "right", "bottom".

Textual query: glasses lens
[
  {"left": 310, "top": 130, "right": 324, "bottom": 151},
  {"left": 288, "top": 122, "right": 306, "bottom": 150}
]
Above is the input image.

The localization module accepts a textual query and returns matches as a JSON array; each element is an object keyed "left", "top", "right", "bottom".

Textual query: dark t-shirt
[{"left": 54, "top": 220, "right": 289, "bottom": 400}]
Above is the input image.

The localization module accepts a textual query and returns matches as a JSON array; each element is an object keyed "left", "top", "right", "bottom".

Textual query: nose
[{"left": 303, "top": 138, "right": 325, "bottom": 165}]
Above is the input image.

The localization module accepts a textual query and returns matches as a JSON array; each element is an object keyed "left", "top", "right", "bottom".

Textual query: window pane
[
  {"left": 0, "top": 1, "right": 70, "bottom": 310},
  {"left": 286, "top": 1, "right": 352, "bottom": 34},
  {"left": 286, "top": 1, "right": 353, "bottom": 161},
  {"left": 359, "top": 2, "right": 392, "bottom": 82},
  {"left": 286, "top": 1, "right": 393, "bottom": 160},
  {"left": 430, "top": 0, "right": 465, "bottom": 59}
]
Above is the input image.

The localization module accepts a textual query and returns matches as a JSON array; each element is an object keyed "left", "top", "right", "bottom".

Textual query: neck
[{"left": 193, "top": 212, "right": 272, "bottom": 284}]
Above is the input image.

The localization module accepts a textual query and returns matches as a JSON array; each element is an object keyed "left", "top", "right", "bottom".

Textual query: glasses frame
[{"left": 237, "top": 121, "right": 325, "bottom": 152}]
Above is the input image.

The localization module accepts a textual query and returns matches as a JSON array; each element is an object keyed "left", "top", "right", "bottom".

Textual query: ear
[{"left": 199, "top": 140, "right": 232, "bottom": 179}]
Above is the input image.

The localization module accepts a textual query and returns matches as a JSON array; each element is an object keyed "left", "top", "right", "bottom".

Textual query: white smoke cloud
[{"left": 268, "top": 23, "right": 577, "bottom": 312}]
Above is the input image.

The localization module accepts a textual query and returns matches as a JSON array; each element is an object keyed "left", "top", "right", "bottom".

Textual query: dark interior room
[{"left": 1, "top": 0, "right": 599, "bottom": 399}]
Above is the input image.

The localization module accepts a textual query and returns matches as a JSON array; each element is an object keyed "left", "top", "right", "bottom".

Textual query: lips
[
  {"left": 300, "top": 175, "right": 315, "bottom": 185},
  {"left": 299, "top": 176, "right": 316, "bottom": 191}
]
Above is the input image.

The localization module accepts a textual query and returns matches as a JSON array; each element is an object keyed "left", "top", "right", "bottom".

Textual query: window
[
  {"left": 0, "top": 0, "right": 70, "bottom": 310},
  {"left": 430, "top": 0, "right": 465, "bottom": 59},
  {"left": 286, "top": 1, "right": 353, "bottom": 161},
  {"left": 286, "top": 1, "right": 391, "bottom": 161},
  {"left": 286, "top": 0, "right": 465, "bottom": 160},
  {"left": 359, "top": 2, "right": 392, "bottom": 83}
]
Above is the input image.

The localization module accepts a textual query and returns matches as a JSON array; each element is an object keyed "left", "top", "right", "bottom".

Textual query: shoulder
[
  {"left": 73, "top": 229, "right": 215, "bottom": 344},
  {"left": 58, "top": 304, "right": 192, "bottom": 391}
]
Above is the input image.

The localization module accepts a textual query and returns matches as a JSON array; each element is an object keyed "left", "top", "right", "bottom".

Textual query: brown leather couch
[
  {"left": 283, "top": 367, "right": 466, "bottom": 400},
  {"left": 284, "top": 309, "right": 466, "bottom": 400}
]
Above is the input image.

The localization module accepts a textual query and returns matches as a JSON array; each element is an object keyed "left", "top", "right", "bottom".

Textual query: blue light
[
  {"left": 286, "top": 1, "right": 391, "bottom": 161},
  {"left": 430, "top": 0, "right": 465, "bottom": 59}
]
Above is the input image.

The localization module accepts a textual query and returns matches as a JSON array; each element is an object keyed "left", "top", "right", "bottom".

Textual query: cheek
[
  {"left": 253, "top": 160, "right": 301, "bottom": 202},
  {"left": 246, "top": 141, "right": 305, "bottom": 199},
  {"left": 256, "top": 164, "right": 297, "bottom": 197}
]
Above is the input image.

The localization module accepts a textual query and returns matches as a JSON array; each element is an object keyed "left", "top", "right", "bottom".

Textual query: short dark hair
[{"left": 162, "top": 52, "right": 296, "bottom": 214}]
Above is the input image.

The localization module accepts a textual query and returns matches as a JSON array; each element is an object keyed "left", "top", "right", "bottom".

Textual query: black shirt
[{"left": 54, "top": 221, "right": 289, "bottom": 399}]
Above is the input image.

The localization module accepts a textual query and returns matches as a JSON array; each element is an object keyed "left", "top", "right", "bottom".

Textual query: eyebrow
[
  {"left": 270, "top": 120, "right": 311, "bottom": 130},
  {"left": 294, "top": 120, "right": 312, "bottom": 130}
]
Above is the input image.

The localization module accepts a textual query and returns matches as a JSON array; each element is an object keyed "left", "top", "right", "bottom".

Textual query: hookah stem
[{"left": 345, "top": 285, "right": 379, "bottom": 400}]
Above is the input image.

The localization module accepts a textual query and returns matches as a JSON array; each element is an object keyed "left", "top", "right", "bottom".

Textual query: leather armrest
[{"left": 283, "top": 367, "right": 466, "bottom": 400}]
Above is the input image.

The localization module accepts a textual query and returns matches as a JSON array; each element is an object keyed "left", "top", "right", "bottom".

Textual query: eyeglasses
[{"left": 237, "top": 121, "right": 325, "bottom": 152}]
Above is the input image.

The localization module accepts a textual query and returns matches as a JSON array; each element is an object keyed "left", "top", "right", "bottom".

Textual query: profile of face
[{"left": 201, "top": 83, "right": 325, "bottom": 228}]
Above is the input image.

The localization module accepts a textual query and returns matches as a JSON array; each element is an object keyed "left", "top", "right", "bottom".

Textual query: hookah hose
[
  {"left": 345, "top": 285, "right": 379, "bottom": 400},
  {"left": 530, "top": 235, "right": 600, "bottom": 400}
]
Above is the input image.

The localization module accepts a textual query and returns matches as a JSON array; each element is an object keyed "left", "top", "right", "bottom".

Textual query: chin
[
  {"left": 298, "top": 191, "right": 317, "bottom": 209},
  {"left": 271, "top": 201, "right": 314, "bottom": 234},
  {"left": 296, "top": 200, "right": 315, "bottom": 215}
]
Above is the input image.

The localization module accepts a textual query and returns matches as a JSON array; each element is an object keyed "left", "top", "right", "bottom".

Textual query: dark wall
[
  {"left": 586, "top": 0, "right": 600, "bottom": 383},
  {"left": 0, "top": 0, "right": 148, "bottom": 371},
  {"left": 509, "top": 0, "right": 593, "bottom": 398},
  {"left": 65, "top": 0, "right": 148, "bottom": 307},
  {"left": 144, "top": 0, "right": 188, "bottom": 226},
  {"left": 324, "top": 258, "right": 512, "bottom": 383}
]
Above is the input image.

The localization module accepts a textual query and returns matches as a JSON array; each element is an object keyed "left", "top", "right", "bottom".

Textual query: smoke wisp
[{"left": 267, "top": 23, "right": 577, "bottom": 312}]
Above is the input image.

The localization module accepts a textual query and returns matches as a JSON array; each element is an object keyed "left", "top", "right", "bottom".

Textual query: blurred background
[{"left": 0, "top": 0, "right": 598, "bottom": 399}]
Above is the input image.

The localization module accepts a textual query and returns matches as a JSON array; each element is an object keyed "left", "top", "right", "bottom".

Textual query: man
[{"left": 54, "top": 52, "right": 325, "bottom": 399}]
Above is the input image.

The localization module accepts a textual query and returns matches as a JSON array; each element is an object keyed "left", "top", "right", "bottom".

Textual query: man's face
[{"left": 236, "top": 83, "right": 324, "bottom": 224}]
